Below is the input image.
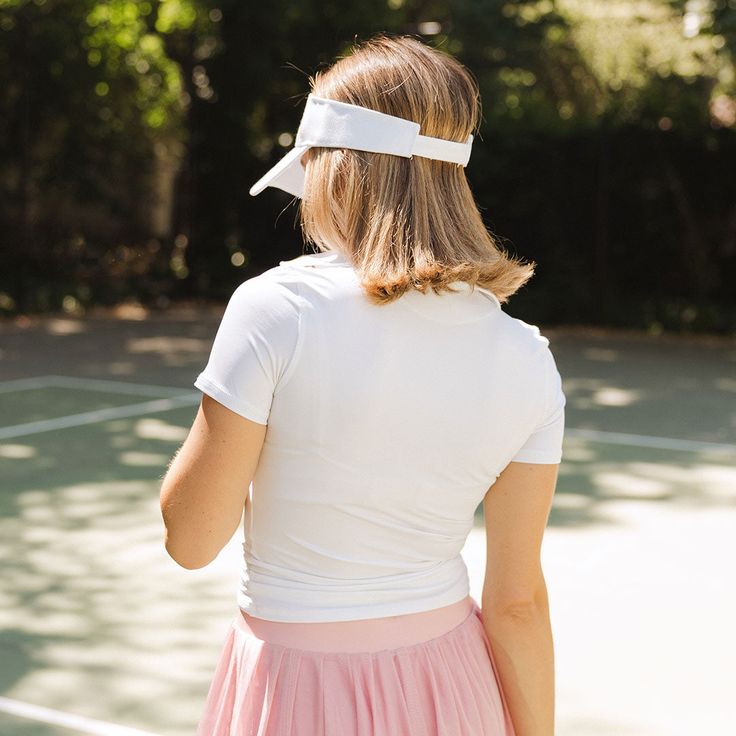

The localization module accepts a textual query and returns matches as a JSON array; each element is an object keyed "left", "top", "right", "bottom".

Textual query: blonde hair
[{"left": 298, "top": 34, "right": 536, "bottom": 306}]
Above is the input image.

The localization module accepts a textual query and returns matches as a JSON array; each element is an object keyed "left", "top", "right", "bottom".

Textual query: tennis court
[{"left": 1, "top": 311, "right": 735, "bottom": 736}]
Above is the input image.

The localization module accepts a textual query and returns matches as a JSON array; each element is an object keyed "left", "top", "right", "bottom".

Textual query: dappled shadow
[
  {"left": 469, "top": 327, "right": 736, "bottom": 528},
  {"left": 1, "top": 311, "right": 223, "bottom": 388},
  {"left": 473, "top": 436, "right": 736, "bottom": 530},
  {"left": 0, "top": 407, "right": 237, "bottom": 735},
  {"left": 0, "top": 312, "right": 234, "bottom": 734},
  {"left": 1, "top": 316, "right": 735, "bottom": 735},
  {"left": 550, "top": 328, "right": 736, "bottom": 445},
  {"left": 550, "top": 438, "right": 735, "bottom": 527}
]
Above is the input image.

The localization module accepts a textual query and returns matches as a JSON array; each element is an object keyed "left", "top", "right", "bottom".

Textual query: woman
[{"left": 160, "top": 34, "right": 565, "bottom": 736}]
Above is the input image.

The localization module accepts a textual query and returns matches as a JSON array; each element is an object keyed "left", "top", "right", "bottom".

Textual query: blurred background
[
  {"left": 1, "top": 0, "right": 735, "bottom": 332},
  {"left": 1, "top": 3, "right": 736, "bottom": 736}
]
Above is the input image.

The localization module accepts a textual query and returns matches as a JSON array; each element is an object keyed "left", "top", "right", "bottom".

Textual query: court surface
[{"left": 1, "top": 309, "right": 735, "bottom": 736}]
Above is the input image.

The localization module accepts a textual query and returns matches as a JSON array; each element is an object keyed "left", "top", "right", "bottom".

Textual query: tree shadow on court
[
  {"left": 0, "top": 408, "right": 233, "bottom": 735},
  {"left": 1, "top": 318, "right": 735, "bottom": 735},
  {"left": 1, "top": 313, "right": 218, "bottom": 390}
]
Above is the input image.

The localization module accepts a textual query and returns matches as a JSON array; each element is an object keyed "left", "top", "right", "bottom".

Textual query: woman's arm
[
  {"left": 159, "top": 394, "right": 267, "bottom": 569},
  {"left": 481, "top": 461, "right": 559, "bottom": 736}
]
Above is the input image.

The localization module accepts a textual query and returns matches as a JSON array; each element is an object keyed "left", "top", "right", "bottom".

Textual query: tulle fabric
[{"left": 196, "top": 598, "right": 515, "bottom": 736}]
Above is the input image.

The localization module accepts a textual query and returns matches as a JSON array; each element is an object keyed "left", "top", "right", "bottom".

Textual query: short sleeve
[
  {"left": 193, "top": 274, "right": 302, "bottom": 425},
  {"left": 511, "top": 345, "right": 566, "bottom": 464}
]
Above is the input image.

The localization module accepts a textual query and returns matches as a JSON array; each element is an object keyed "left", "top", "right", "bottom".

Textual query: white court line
[
  {"left": 0, "top": 695, "right": 161, "bottom": 736},
  {"left": 0, "top": 375, "right": 188, "bottom": 397},
  {"left": 0, "top": 402, "right": 732, "bottom": 454},
  {"left": 0, "top": 394, "right": 200, "bottom": 440},
  {"left": 0, "top": 376, "right": 58, "bottom": 394},
  {"left": 565, "top": 427, "right": 736, "bottom": 456},
  {"left": 0, "top": 375, "right": 734, "bottom": 455},
  {"left": 43, "top": 375, "right": 189, "bottom": 397}
]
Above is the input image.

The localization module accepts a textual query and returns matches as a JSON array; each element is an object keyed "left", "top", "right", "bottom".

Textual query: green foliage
[{"left": 0, "top": 0, "right": 734, "bottom": 332}]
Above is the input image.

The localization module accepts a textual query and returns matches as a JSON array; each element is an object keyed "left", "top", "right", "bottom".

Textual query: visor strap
[{"left": 411, "top": 133, "right": 473, "bottom": 166}]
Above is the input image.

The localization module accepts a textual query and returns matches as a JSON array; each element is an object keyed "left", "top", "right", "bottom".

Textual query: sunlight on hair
[{"left": 297, "top": 35, "right": 536, "bottom": 306}]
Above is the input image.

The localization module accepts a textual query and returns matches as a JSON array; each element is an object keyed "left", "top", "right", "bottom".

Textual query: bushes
[{"left": 0, "top": 0, "right": 734, "bottom": 333}]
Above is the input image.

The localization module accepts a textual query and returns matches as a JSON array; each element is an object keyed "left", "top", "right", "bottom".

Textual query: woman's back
[
  {"left": 163, "top": 33, "right": 564, "bottom": 735},
  {"left": 194, "top": 248, "right": 565, "bottom": 622}
]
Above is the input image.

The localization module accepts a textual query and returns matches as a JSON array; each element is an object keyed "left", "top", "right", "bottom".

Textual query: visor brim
[{"left": 249, "top": 145, "right": 309, "bottom": 198}]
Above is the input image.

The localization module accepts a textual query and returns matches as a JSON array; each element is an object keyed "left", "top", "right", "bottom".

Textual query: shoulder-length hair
[{"left": 298, "top": 34, "right": 536, "bottom": 306}]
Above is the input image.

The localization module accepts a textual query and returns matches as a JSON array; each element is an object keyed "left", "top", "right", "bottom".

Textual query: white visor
[{"left": 249, "top": 94, "right": 474, "bottom": 198}]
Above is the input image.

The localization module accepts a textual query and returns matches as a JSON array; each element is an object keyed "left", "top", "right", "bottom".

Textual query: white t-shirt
[{"left": 194, "top": 249, "right": 566, "bottom": 622}]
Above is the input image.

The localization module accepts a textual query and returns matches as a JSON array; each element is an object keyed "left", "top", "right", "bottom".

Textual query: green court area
[{"left": 1, "top": 312, "right": 735, "bottom": 736}]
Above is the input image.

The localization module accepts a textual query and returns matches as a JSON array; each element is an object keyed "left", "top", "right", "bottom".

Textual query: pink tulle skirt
[{"left": 195, "top": 595, "right": 515, "bottom": 735}]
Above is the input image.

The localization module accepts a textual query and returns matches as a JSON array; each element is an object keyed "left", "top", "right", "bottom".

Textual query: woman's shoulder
[
  {"left": 242, "top": 250, "right": 355, "bottom": 290},
  {"left": 502, "top": 313, "right": 551, "bottom": 346},
  {"left": 492, "top": 310, "right": 557, "bottom": 371},
  {"left": 278, "top": 250, "right": 352, "bottom": 270},
  {"left": 223, "top": 264, "right": 306, "bottom": 325},
  {"left": 226, "top": 252, "right": 354, "bottom": 320}
]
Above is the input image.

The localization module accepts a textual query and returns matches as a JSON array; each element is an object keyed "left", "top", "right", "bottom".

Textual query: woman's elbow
[{"left": 163, "top": 534, "right": 215, "bottom": 570}]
